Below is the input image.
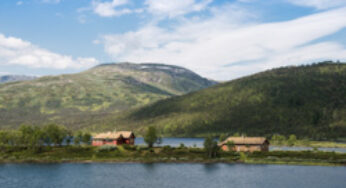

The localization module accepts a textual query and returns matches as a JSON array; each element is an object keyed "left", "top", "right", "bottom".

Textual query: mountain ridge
[
  {"left": 0, "top": 75, "right": 37, "bottom": 84},
  {"left": 0, "top": 62, "right": 216, "bottom": 129}
]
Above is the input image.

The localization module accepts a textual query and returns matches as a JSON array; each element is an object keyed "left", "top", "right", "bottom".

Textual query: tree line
[{"left": 0, "top": 124, "right": 91, "bottom": 150}]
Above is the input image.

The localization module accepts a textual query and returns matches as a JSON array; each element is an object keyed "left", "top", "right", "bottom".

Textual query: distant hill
[
  {"left": 117, "top": 62, "right": 346, "bottom": 140},
  {"left": 0, "top": 63, "right": 216, "bottom": 129},
  {"left": 0, "top": 75, "right": 37, "bottom": 84}
]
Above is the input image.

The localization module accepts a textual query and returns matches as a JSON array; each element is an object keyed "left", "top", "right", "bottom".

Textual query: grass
[
  {"left": 0, "top": 63, "right": 215, "bottom": 130},
  {"left": 305, "top": 141, "right": 346, "bottom": 148},
  {"left": 0, "top": 145, "right": 345, "bottom": 166},
  {"left": 271, "top": 140, "right": 346, "bottom": 148}
]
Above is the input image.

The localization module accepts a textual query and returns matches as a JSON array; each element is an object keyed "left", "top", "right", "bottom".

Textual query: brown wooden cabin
[
  {"left": 92, "top": 131, "right": 135, "bottom": 146},
  {"left": 219, "top": 137, "right": 269, "bottom": 152}
]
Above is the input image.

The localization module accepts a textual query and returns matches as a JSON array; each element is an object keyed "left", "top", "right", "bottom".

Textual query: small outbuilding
[
  {"left": 219, "top": 136, "right": 269, "bottom": 152},
  {"left": 92, "top": 131, "right": 135, "bottom": 146}
]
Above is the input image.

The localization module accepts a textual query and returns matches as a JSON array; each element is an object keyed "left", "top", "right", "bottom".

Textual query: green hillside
[
  {"left": 118, "top": 62, "right": 346, "bottom": 140},
  {"left": 0, "top": 63, "right": 216, "bottom": 129}
]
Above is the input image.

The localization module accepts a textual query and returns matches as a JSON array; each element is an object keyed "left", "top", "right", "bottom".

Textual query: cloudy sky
[{"left": 1, "top": 0, "right": 346, "bottom": 80}]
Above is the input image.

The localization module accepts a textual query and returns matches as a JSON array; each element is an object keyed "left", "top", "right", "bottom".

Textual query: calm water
[
  {"left": 135, "top": 138, "right": 346, "bottom": 153},
  {"left": 0, "top": 163, "right": 345, "bottom": 188},
  {"left": 135, "top": 137, "right": 206, "bottom": 147}
]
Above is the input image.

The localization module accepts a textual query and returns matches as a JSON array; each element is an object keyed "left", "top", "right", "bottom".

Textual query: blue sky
[{"left": 1, "top": 0, "right": 346, "bottom": 80}]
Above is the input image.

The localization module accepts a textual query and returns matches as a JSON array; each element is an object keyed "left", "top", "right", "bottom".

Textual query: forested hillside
[{"left": 117, "top": 62, "right": 346, "bottom": 140}]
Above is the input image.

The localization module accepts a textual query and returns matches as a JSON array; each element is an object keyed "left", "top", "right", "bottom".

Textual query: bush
[
  {"left": 239, "top": 152, "right": 247, "bottom": 161},
  {"left": 122, "top": 144, "right": 137, "bottom": 151},
  {"left": 219, "top": 133, "right": 228, "bottom": 142},
  {"left": 161, "top": 145, "right": 173, "bottom": 153},
  {"left": 204, "top": 136, "right": 219, "bottom": 158},
  {"left": 136, "top": 146, "right": 147, "bottom": 152},
  {"left": 271, "top": 134, "right": 286, "bottom": 145},
  {"left": 188, "top": 148, "right": 204, "bottom": 154},
  {"left": 66, "top": 145, "right": 92, "bottom": 153},
  {"left": 287, "top": 134, "right": 297, "bottom": 146},
  {"left": 97, "top": 145, "right": 117, "bottom": 152},
  {"left": 172, "top": 148, "right": 189, "bottom": 155},
  {"left": 82, "top": 133, "right": 92, "bottom": 145},
  {"left": 144, "top": 126, "right": 159, "bottom": 148}
]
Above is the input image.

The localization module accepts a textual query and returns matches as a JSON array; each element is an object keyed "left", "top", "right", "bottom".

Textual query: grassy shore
[
  {"left": 295, "top": 141, "right": 346, "bottom": 148},
  {"left": 271, "top": 140, "right": 346, "bottom": 148},
  {"left": 0, "top": 145, "right": 345, "bottom": 166}
]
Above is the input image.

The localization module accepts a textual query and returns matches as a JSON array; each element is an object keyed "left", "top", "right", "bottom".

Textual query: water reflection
[
  {"left": 142, "top": 163, "right": 156, "bottom": 172},
  {"left": 2, "top": 163, "right": 345, "bottom": 188},
  {"left": 203, "top": 163, "right": 220, "bottom": 173}
]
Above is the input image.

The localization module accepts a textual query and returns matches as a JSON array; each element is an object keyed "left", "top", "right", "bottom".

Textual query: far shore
[
  {"left": 270, "top": 141, "right": 346, "bottom": 148},
  {"left": 1, "top": 145, "right": 345, "bottom": 167},
  {"left": 0, "top": 158, "right": 344, "bottom": 167},
  {"left": 132, "top": 136, "right": 346, "bottom": 148}
]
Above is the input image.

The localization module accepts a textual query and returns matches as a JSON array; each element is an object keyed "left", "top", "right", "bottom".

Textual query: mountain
[
  {"left": 0, "top": 75, "right": 37, "bottom": 83},
  {"left": 118, "top": 62, "right": 346, "bottom": 140},
  {"left": 0, "top": 63, "right": 216, "bottom": 129}
]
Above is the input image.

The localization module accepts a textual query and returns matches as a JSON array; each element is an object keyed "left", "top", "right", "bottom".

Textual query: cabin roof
[
  {"left": 219, "top": 137, "right": 268, "bottom": 145},
  {"left": 93, "top": 131, "right": 135, "bottom": 139}
]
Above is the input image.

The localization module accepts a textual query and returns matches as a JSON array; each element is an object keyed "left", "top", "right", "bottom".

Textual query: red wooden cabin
[{"left": 92, "top": 131, "right": 135, "bottom": 146}]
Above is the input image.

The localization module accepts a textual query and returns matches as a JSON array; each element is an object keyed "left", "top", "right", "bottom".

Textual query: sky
[{"left": 0, "top": 0, "right": 346, "bottom": 80}]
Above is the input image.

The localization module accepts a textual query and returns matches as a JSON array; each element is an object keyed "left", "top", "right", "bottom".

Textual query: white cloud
[
  {"left": 287, "top": 0, "right": 346, "bottom": 10},
  {"left": 237, "top": 0, "right": 257, "bottom": 3},
  {"left": 55, "top": 12, "right": 64, "bottom": 18},
  {"left": 0, "top": 34, "right": 99, "bottom": 69},
  {"left": 99, "top": 6, "right": 346, "bottom": 80},
  {"left": 85, "top": 0, "right": 212, "bottom": 19},
  {"left": 91, "top": 0, "right": 132, "bottom": 17},
  {"left": 0, "top": 72, "right": 11, "bottom": 75},
  {"left": 41, "top": 0, "right": 61, "bottom": 4},
  {"left": 145, "top": 0, "right": 213, "bottom": 18},
  {"left": 16, "top": 1, "right": 23, "bottom": 6},
  {"left": 77, "top": 14, "right": 87, "bottom": 24}
]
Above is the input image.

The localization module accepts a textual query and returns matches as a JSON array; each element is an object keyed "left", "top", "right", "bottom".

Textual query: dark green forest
[{"left": 115, "top": 62, "right": 346, "bottom": 140}]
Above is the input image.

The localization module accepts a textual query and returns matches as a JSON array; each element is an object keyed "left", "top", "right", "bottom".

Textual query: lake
[
  {"left": 135, "top": 137, "right": 346, "bottom": 153},
  {"left": 0, "top": 163, "right": 345, "bottom": 188}
]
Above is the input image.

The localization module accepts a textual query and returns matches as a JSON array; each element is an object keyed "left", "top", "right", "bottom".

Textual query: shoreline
[
  {"left": 1, "top": 146, "right": 345, "bottom": 167},
  {"left": 270, "top": 142, "right": 346, "bottom": 149},
  {"left": 0, "top": 161, "right": 343, "bottom": 167},
  {"left": 0, "top": 158, "right": 344, "bottom": 167},
  {"left": 134, "top": 137, "right": 346, "bottom": 149}
]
